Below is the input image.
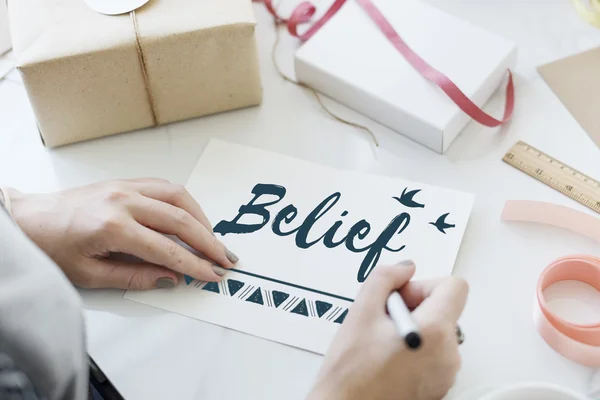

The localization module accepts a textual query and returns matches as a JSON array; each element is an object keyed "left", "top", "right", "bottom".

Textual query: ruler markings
[{"left": 502, "top": 141, "right": 600, "bottom": 215}]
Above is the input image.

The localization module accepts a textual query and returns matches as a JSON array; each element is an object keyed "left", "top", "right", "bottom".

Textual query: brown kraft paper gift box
[{"left": 8, "top": 0, "right": 263, "bottom": 147}]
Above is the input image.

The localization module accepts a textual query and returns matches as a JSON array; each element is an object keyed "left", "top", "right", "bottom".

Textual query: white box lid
[{"left": 294, "top": 0, "right": 516, "bottom": 131}]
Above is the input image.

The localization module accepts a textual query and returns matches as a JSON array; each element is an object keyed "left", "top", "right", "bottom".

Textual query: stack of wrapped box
[{"left": 8, "top": 0, "right": 263, "bottom": 147}]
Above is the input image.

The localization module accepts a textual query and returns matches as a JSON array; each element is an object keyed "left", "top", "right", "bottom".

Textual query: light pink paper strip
[
  {"left": 502, "top": 200, "right": 600, "bottom": 366},
  {"left": 502, "top": 200, "right": 600, "bottom": 243}
]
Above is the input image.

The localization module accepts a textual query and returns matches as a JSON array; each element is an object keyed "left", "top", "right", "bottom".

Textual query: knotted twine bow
[{"left": 256, "top": 0, "right": 515, "bottom": 133}]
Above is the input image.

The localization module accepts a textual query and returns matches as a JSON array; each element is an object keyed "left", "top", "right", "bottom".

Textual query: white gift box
[{"left": 294, "top": 0, "right": 517, "bottom": 153}]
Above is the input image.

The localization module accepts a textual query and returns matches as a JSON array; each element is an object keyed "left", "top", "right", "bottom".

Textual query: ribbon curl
[{"left": 255, "top": 0, "right": 515, "bottom": 128}]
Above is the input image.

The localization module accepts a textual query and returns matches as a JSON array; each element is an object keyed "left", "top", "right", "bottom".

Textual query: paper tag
[{"left": 84, "top": 0, "right": 151, "bottom": 15}]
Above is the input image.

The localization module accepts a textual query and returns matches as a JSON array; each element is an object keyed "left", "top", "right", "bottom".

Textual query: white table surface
[{"left": 1, "top": 1, "right": 600, "bottom": 399}]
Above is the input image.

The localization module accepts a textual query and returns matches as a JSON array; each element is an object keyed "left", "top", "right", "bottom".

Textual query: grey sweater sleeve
[{"left": 0, "top": 204, "right": 88, "bottom": 399}]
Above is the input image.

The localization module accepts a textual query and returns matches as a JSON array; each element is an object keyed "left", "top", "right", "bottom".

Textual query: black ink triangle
[
  {"left": 291, "top": 299, "right": 309, "bottom": 316},
  {"left": 227, "top": 279, "right": 244, "bottom": 296},
  {"left": 272, "top": 291, "right": 289, "bottom": 308},
  {"left": 315, "top": 301, "right": 332, "bottom": 318},
  {"left": 246, "top": 288, "right": 264, "bottom": 305},
  {"left": 202, "top": 282, "right": 220, "bottom": 293},
  {"left": 334, "top": 309, "right": 348, "bottom": 324}
]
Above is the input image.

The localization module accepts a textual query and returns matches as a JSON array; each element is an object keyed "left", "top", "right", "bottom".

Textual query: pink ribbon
[{"left": 255, "top": 0, "right": 515, "bottom": 128}]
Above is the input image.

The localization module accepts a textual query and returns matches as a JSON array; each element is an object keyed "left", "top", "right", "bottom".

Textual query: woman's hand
[
  {"left": 308, "top": 262, "right": 468, "bottom": 400},
  {"left": 6, "top": 178, "right": 238, "bottom": 290}
]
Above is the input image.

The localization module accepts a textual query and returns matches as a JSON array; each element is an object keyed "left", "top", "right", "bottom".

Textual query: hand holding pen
[
  {"left": 386, "top": 261, "right": 465, "bottom": 349},
  {"left": 308, "top": 261, "right": 468, "bottom": 400}
]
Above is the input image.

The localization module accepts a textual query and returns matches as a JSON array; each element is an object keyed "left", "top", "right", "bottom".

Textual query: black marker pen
[{"left": 386, "top": 291, "right": 422, "bottom": 349}]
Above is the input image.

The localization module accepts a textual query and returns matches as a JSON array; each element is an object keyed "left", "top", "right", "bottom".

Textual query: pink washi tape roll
[
  {"left": 502, "top": 200, "right": 600, "bottom": 367},
  {"left": 535, "top": 255, "right": 600, "bottom": 367}
]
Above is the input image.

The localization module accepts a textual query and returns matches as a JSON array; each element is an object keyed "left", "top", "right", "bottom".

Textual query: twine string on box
[
  {"left": 270, "top": 18, "right": 380, "bottom": 147},
  {"left": 130, "top": 10, "right": 159, "bottom": 127}
]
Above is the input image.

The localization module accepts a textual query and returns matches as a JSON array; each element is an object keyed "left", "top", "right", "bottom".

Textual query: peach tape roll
[
  {"left": 502, "top": 200, "right": 600, "bottom": 367},
  {"left": 535, "top": 256, "right": 600, "bottom": 367}
]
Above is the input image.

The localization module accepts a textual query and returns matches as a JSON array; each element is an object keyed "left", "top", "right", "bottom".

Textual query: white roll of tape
[{"left": 84, "top": 0, "right": 151, "bottom": 15}]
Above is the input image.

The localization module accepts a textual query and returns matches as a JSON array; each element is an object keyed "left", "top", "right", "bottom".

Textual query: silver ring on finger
[{"left": 456, "top": 325, "right": 464, "bottom": 345}]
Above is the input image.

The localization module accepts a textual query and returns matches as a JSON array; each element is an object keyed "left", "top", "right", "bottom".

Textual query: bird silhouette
[
  {"left": 429, "top": 213, "right": 455, "bottom": 234},
  {"left": 392, "top": 188, "right": 425, "bottom": 208}
]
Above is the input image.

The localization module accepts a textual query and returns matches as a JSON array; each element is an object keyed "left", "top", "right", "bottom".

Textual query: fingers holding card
[{"left": 124, "top": 140, "right": 474, "bottom": 354}]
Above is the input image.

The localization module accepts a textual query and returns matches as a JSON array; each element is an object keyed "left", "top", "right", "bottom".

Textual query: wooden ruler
[{"left": 502, "top": 141, "right": 600, "bottom": 215}]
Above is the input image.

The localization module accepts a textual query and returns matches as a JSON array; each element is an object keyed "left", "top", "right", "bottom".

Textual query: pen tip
[{"left": 405, "top": 332, "right": 422, "bottom": 350}]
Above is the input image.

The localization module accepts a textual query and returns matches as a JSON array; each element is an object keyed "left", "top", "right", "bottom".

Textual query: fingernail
[
  {"left": 225, "top": 248, "right": 239, "bottom": 264},
  {"left": 398, "top": 260, "right": 415, "bottom": 267},
  {"left": 212, "top": 264, "right": 228, "bottom": 276},
  {"left": 156, "top": 277, "right": 175, "bottom": 289}
]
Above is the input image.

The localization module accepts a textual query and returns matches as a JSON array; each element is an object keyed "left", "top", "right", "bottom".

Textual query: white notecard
[{"left": 125, "top": 140, "right": 474, "bottom": 354}]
